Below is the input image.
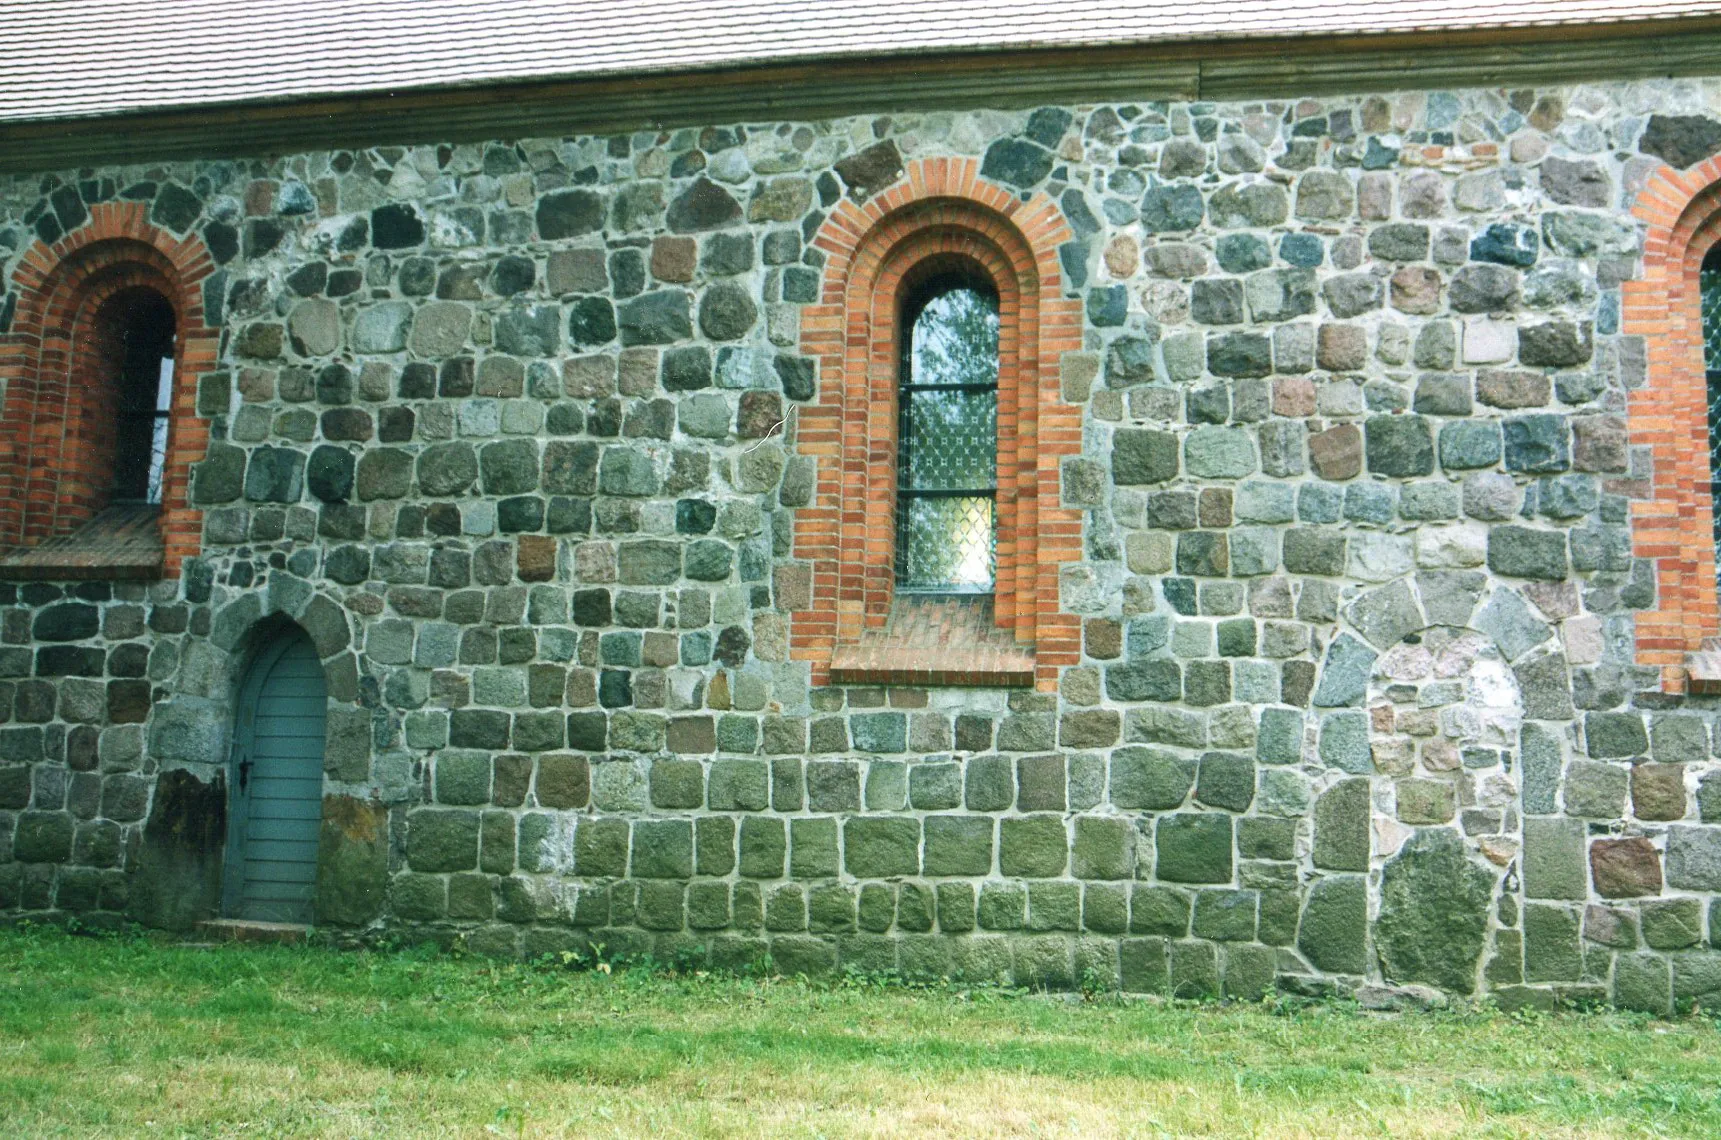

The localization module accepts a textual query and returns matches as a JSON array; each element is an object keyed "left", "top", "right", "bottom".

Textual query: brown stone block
[
  {"left": 245, "top": 178, "right": 277, "bottom": 216},
  {"left": 1590, "top": 837, "right": 1662, "bottom": 898},
  {"left": 562, "top": 354, "right": 616, "bottom": 398},
  {"left": 239, "top": 367, "right": 275, "bottom": 402},
  {"left": 1476, "top": 369, "right": 1551, "bottom": 409},
  {"left": 547, "top": 247, "right": 608, "bottom": 295},
  {"left": 650, "top": 235, "right": 697, "bottom": 282},
  {"left": 517, "top": 535, "right": 556, "bottom": 582},
  {"left": 667, "top": 715, "right": 718, "bottom": 754},
  {"left": 1317, "top": 323, "right": 1368, "bottom": 372},
  {"left": 1389, "top": 266, "right": 1443, "bottom": 315},
  {"left": 106, "top": 679, "right": 152, "bottom": 724},
  {"left": 565, "top": 668, "right": 597, "bottom": 707},
  {"left": 773, "top": 563, "right": 812, "bottom": 612},
  {"left": 1281, "top": 660, "right": 1316, "bottom": 707},
  {"left": 493, "top": 754, "right": 532, "bottom": 808},
  {"left": 1522, "top": 581, "right": 1579, "bottom": 620},
  {"left": 535, "top": 753, "right": 590, "bottom": 809},
  {"left": 1632, "top": 763, "right": 1687, "bottom": 821},
  {"left": 1571, "top": 414, "right": 1628, "bottom": 473},
  {"left": 1583, "top": 903, "right": 1638, "bottom": 947},
  {"left": 1084, "top": 618, "right": 1122, "bottom": 661},
  {"left": 1420, "top": 737, "right": 1460, "bottom": 772},
  {"left": 1103, "top": 235, "right": 1139, "bottom": 278},
  {"left": 1308, "top": 423, "right": 1362, "bottom": 481},
  {"left": 737, "top": 390, "right": 785, "bottom": 439},
  {"left": 642, "top": 631, "right": 680, "bottom": 668},
  {"left": 618, "top": 348, "right": 659, "bottom": 396},
  {"left": 1198, "top": 487, "right": 1233, "bottom": 528},
  {"left": 1272, "top": 376, "right": 1316, "bottom": 417}
]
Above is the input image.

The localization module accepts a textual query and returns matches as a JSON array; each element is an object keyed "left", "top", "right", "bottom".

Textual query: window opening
[
  {"left": 895, "top": 280, "right": 999, "bottom": 592},
  {"left": 1704, "top": 247, "right": 1721, "bottom": 551},
  {"left": 105, "top": 289, "right": 176, "bottom": 505}
]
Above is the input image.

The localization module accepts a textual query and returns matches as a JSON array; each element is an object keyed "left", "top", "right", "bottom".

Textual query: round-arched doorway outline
[{"left": 221, "top": 622, "right": 328, "bottom": 924}]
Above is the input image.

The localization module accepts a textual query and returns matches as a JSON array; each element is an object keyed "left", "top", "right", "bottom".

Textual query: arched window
[
  {"left": 896, "top": 277, "right": 999, "bottom": 593},
  {"left": 97, "top": 287, "right": 176, "bottom": 505},
  {"left": 0, "top": 201, "right": 216, "bottom": 579},
  {"left": 1620, "top": 156, "right": 1721, "bottom": 691},
  {"left": 787, "top": 159, "right": 1086, "bottom": 689}
]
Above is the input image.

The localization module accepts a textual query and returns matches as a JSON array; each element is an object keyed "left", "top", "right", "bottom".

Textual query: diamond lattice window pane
[
  {"left": 1710, "top": 368, "right": 1721, "bottom": 548},
  {"left": 900, "top": 388, "right": 996, "bottom": 490},
  {"left": 1706, "top": 265, "right": 1721, "bottom": 548},
  {"left": 1703, "top": 267, "right": 1721, "bottom": 371},
  {"left": 895, "top": 285, "right": 1000, "bottom": 592},
  {"left": 896, "top": 495, "right": 995, "bottom": 591}
]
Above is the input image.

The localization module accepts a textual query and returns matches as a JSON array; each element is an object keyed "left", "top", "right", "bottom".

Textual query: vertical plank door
[{"left": 230, "top": 630, "right": 326, "bottom": 923}]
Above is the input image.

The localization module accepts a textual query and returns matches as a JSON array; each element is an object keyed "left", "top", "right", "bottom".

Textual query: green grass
[{"left": 2, "top": 926, "right": 1720, "bottom": 1136}]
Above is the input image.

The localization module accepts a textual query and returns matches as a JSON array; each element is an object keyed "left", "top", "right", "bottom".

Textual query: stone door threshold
[{"left": 193, "top": 919, "right": 310, "bottom": 945}]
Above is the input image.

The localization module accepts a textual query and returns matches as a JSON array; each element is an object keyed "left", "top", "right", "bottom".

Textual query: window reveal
[
  {"left": 1703, "top": 247, "right": 1721, "bottom": 550},
  {"left": 895, "top": 283, "right": 1000, "bottom": 591}
]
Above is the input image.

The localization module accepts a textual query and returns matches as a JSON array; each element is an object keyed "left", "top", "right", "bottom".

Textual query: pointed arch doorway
[{"left": 223, "top": 625, "right": 327, "bottom": 924}]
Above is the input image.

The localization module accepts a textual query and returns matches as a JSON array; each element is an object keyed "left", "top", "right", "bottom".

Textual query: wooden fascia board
[{"left": 4, "top": 17, "right": 1721, "bottom": 174}]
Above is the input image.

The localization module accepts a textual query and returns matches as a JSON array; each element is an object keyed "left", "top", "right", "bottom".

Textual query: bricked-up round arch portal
[
  {"left": 0, "top": 201, "right": 216, "bottom": 576},
  {"left": 789, "top": 158, "right": 1083, "bottom": 691},
  {"left": 1617, "top": 158, "right": 1721, "bottom": 692}
]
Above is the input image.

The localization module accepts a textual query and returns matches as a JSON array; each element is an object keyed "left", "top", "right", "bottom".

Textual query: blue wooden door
[{"left": 225, "top": 628, "right": 326, "bottom": 923}]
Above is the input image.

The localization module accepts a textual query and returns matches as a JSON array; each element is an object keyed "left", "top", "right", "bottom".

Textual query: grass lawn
[{"left": 2, "top": 927, "right": 1720, "bottom": 1137}]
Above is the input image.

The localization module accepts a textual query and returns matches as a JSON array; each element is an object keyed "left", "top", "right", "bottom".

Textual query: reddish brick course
[
  {"left": 0, "top": 201, "right": 215, "bottom": 576},
  {"left": 1623, "top": 158, "right": 1721, "bottom": 692},
  {"left": 788, "top": 157, "right": 1082, "bottom": 690}
]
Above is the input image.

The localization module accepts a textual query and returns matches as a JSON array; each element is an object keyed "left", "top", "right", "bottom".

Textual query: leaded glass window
[
  {"left": 895, "top": 282, "right": 999, "bottom": 592},
  {"left": 1704, "top": 248, "right": 1721, "bottom": 547}
]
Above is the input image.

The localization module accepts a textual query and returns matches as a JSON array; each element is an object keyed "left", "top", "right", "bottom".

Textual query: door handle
[{"left": 239, "top": 756, "right": 251, "bottom": 792}]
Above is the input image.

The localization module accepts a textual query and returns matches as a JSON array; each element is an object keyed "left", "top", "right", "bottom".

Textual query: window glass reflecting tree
[
  {"left": 896, "top": 281, "right": 999, "bottom": 591},
  {"left": 1704, "top": 247, "right": 1721, "bottom": 546}
]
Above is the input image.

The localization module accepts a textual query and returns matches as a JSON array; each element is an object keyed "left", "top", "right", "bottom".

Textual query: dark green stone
[
  {"left": 1297, "top": 875, "right": 1367, "bottom": 973},
  {"left": 1375, "top": 829, "right": 1494, "bottom": 994},
  {"left": 1155, "top": 813, "right": 1233, "bottom": 884},
  {"left": 999, "top": 815, "right": 1069, "bottom": 878}
]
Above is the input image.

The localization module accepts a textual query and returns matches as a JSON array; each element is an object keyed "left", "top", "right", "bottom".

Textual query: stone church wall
[{"left": 3, "top": 77, "right": 1721, "bottom": 1011}]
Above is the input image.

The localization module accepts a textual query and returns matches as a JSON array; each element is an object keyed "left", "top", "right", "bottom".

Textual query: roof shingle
[{"left": 4, "top": 1, "right": 1720, "bottom": 124}]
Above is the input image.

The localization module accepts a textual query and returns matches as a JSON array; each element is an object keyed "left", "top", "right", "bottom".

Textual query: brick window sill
[
  {"left": 0, "top": 504, "right": 164, "bottom": 581},
  {"left": 827, "top": 594, "right": 1035, "bottom": 688},
  {"left": 1689, "top": 640, "right": 1721, "bottom": 695}
]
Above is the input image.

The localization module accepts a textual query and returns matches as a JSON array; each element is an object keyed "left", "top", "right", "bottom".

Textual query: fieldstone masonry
[{"left": 8, "top": 79, "right": 1721, "bottom": 1011}]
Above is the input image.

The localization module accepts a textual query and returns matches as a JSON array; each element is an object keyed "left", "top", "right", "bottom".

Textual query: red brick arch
[
  {"left": 789, "top": 157, "right": 1084, "bottom": 689},
  {"left": 0, "top": 200, "right": 216, "bottom": 574}
]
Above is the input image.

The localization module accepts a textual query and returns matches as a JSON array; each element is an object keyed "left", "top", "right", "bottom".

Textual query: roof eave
[{"left": 5, "top": 15, "right": 1721, "bottom": 173}]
